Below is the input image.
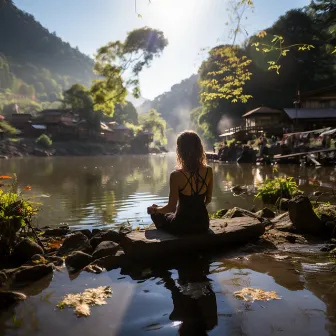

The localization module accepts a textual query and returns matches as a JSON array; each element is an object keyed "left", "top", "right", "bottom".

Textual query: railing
[{"left": 220, "top": 125, "right": 285, "bottom": 136}]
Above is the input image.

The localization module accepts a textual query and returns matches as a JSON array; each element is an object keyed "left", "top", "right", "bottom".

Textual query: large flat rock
[{"left": 120, "top": 217, "right": 264, "bottom": 260}]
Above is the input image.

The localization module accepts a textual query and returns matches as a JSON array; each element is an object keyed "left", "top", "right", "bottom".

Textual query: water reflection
[
  {"left": 1, "top": 156, "right": 336, "bottom": 229},
  {"left": 161, "top": 258, "right": 217, "bottom": 335}
]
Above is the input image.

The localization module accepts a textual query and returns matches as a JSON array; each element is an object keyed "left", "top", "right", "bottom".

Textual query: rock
[
  {"left": 313, "top": 191, "right": 322, "bottom": 197},
  {"left": 223, "top": 207, "right": 261, "bottom": 220},
  {"left": 76, "top": 229, "right": 92, "bottom": 239},
  {"left": 271, "top": 213, "right": 295, "bottom": 232},
  {"left": 92, "top": 241, "right": 120, "bottom": 260},
  {"left": 44, "top": 227, "right": 69, "bottom": 237},
  {"left": 88, "top": 251, "right": 126, "bottom": 271},
  {"left": 0, "top": 291, "right": 27, "bottom": 310},
  {"left": 65, "top": 251, "right": 92, "bottom": 271},
  {"left": 277, "top": 198, "right": 289, "bottom": 211},
  {"left": 57, "top": 232, "right": 91, "bottom": 256},
  {"left": 285, "top": 235, "right": 297, "bottom": 243},
  {"left": 11, "top": 238, "right": 44, "bottom": 265},
  {"left": 0, "top": 271, "right": 7, "bottom": 287},
  {"left": 12, "top": 264, "right": 53, "bottom": 284},
  {"left": 0, "top": 238, "right": 10, "bottom": 262},
  {"left": 59, "top": 224, "right": 69, "bottom": 229},
  {"left": 47, "top": 256, "right": 64, "bottom": 266},
  {"left": 90, "top": 230, "right": 121, "bottom": 249},
  {"left": 33, "top": 148, "right": 49, "bottom": 156},
  {"left": 92, "top": 229, "right": 102, "bottom": 236},
  {"left": 231, "top": 186, "right": 247, "bottom": 194},
  {"left": 120, "top": 217, "right": 265, "bottom": 261},
  {"left": 288, "top": 196, "right": 323, "bottom": 235},
  {"left": 320, "top": 244, "right": 336, "bottom": 252},
  {"left": 256, "top": 207, "right": 275, "bottom": 219}
]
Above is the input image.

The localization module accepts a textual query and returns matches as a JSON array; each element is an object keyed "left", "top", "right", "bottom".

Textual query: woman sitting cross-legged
[{"left": 147, "top": 131, "right": 213, "bottom": 235}]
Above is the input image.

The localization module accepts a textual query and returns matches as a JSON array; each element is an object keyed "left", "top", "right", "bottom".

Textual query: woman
[{"left": 147, "top": 131, "right": 213, "bottom": 235}]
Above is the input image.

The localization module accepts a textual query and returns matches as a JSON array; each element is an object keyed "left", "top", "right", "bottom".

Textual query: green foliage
[
  {"left": 35, "top": 134, "right": 52, "bottom": 148},
  {"left": 114, "top": 102, "right": 138, "bottom": 125},
  {"left": 0, "top": 176, "right": 38, "bottom": 247},
  {"left": 255, "top": 176, "right": 300, "bottom": 204},
  {"left": 314, "top": 203, "right": 336, "bottom": 220},
  {"left": 0, "top": 1, "right": 96, "bottom": 101},
  {"left": 209, "top": 209, "right": 228, "bottom": 219},
  {"left": 63, "top": 83, "right": 93, "bottom": 110},
  {"left": 0, "top": 120, "right": 17, "bottom": 135},
  {"left": 139, "top": 109, "right": 167, "bottom": 146},
  {"left": 196, "top": 3, "right": 336, "bottom": 143},
  {"left": 91, "top": 27, "right": 168, "bottom": 116}
]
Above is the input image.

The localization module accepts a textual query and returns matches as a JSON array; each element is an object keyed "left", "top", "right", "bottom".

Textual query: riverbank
[{"left": 0, "top": 139, "right": 167, "bottom": 158}]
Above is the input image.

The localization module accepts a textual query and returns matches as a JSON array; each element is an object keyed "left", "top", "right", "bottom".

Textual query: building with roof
[
  {"left": 243, "top": 106, "right": 283, "bottom": 128},
  {"left": 284, "top": 85, "right": 336, "bottom": 131}
]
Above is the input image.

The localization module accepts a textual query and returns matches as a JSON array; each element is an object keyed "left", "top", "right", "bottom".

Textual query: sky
[{"left": 14, "top": 0, "right": 311, "bottom": 100}]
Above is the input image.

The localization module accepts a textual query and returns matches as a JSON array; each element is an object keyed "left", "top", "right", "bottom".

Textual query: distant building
[
  {"left": 284, "top": 85, "right": 336, "bottom": 131},
  {"left": 243, "top": 106, "right": 283, "bottom": 129}
]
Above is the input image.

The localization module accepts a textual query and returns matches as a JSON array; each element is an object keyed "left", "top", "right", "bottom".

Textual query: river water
[{"left": 0, "top": 155, "right": 336, "bottom": 335}]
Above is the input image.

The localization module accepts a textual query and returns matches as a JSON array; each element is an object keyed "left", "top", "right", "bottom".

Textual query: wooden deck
[{"left": 274, "top": 148, "right": 336, "bottom": 166}]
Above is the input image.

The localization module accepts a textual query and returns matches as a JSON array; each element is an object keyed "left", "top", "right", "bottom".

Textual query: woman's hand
[{"left": 147, "top": 204, "right": 159, "bottom": 215}]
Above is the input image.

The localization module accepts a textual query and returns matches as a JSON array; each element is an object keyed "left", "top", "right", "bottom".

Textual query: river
[{"left": 0, "top": 155, "right": 336, "bottom": 335}]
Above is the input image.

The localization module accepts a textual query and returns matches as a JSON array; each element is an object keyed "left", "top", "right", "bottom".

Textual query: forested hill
[
  {"left": 0, "top": 0, "right": 95, "bottom": 101},
  {"left": 138, "top": 74, "right": 200, "bottom": 130}
]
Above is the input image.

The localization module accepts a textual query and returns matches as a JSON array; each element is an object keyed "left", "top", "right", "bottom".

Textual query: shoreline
[{"left": 0, "top": 139, "right": 167, "bottom": 158}]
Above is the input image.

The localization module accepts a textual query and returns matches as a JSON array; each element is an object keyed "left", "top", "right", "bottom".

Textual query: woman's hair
[{"left": 176, "top": 131, "right": 207, "bottom": 172}]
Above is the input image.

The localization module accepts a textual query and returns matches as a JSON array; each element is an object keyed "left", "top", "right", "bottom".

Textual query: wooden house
[{"left": 284, "top": 85, "right": 336, "bottom": 131}]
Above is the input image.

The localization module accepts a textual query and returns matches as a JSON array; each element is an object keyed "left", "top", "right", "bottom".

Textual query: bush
[
  {"left": 35, "top": 134, "right": 52, "bottom": 148},
  {"left": 0, "top": 175, "right": 38, "bottom": 247},
  {"left": 0, "top": 121, "right": 17, "bottom": 135},
  {"left": 255, "top": 176, "right": 300, "bottom": 204}
]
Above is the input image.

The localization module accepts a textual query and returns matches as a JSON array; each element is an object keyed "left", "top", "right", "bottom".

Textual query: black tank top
[{"left": 177, "top": 168, "right": 209, "bottom": 219}]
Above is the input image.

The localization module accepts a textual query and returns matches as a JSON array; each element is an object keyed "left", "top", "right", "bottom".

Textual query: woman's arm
[
  {"left": 205, "top": 167, "right": 213, "bottom": 206},
  {"left": 151, "top": 172, "right": 179, "bottom": 215}
]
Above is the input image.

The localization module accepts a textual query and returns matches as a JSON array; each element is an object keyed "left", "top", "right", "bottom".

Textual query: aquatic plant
[
  {"left": 0, "top": 175, "right": 39, "bottom": 248},
  {"left": 255, "top": 176, "right": 300, "bottom": 204},
  {"left": 35, "top": 134, "right": 52, "bottom": 148}
]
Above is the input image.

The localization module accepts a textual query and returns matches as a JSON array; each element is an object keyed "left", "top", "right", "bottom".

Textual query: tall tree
[{"left": 91, "top": 27, "right": 168, "bottom": 116}]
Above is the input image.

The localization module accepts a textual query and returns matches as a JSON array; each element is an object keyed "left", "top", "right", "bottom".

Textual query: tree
[
  {"left": 63, "top": 83, "right": 93, "bottom": 110},
  {"left": 62, "top": 83, "right": 100, "bottom": 133},
  {"left": 113, "top": 101, "right": 138, "bottom": 125},
  {"left": 91, "top": 27, "right": 168, "bottom": 116},
  {"left": 139, "top": 109, "right": 167, "bottom": 146}
]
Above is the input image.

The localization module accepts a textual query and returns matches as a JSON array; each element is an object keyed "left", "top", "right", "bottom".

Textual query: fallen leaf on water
[
  {"left": 234, "top": 288, "right": 281, "bottom": 302},
  {"left": 57, "top": 286, "right": 112, "bottom": 317}
]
